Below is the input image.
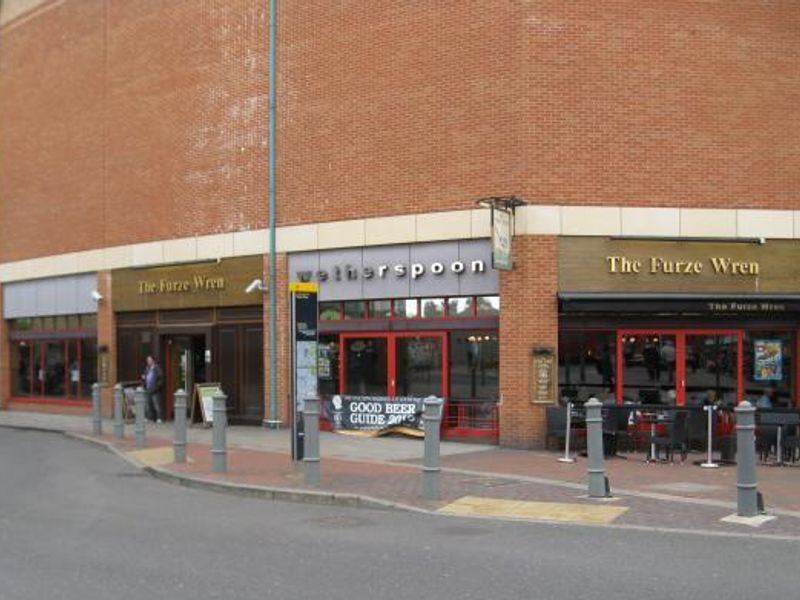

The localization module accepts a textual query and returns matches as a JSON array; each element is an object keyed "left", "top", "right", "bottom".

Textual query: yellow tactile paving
[
  {"left": 438, "top": 496, "right": 628, "bottom": 525},
  {"left": 127, "top": 446, "right": 182, "bottom": 467}
]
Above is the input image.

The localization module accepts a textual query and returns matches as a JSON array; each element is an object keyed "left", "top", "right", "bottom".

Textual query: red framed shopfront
[
  {"left": 339, "top": 331, "right": 449, "bottom": 399},
  {"left": 614, "top": 328, "right": 745, "bottom": 406}
]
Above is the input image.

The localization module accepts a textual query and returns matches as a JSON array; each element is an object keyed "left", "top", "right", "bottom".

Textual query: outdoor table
[{"left": 640, "top": 410, "right": 671, "bottom": 463}]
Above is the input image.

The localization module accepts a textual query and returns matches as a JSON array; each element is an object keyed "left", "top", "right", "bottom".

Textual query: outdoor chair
[
  {"left": 687, "top": 408, "right": 708, "bottom": 452},
  {"left": 651, "top": 410, "right": 688, "bottom": 462}
]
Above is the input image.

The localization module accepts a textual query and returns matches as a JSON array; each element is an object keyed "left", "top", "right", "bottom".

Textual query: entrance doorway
[
  {"left": 163, "top": 334, "right": 207, "bottom": 419},
  {"left": 617, "top": 329, "right": 743, "bottom": 406},
  {"left": 341, "top": 333, "right": 447, "bottom": 399}
]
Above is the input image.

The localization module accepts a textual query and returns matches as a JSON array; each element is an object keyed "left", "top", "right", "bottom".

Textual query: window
[
  {"left": 744, "top": 331, "right": 794, "bottom": 407},
  {"left": 368, "top": 300, "right": 391, "bottom": 319},
  {"left": 420, "top": 298, "right": 445, "bottom": 318},
  {"left": 447, "top": 297, "right": 473, "bottom": 318},
  {"left": 394, "top": 299, "right": 418, "bottom": 318},
  {"left": 8, "top": 315, "right": 97, "bottom": 401},
  {"left": 319, "top": 302, "right": 343, "bottom": 321},
  {"left": 558, "top": 331, "right": 616, "bottom": 404},
  {"left": 449, "top": 331, "right": 499, "bottom": 401},
  {"left": 343, "top": 301, "right": 367, "bottom": 320},
  {"left": 476, "top": 296, "right": 500, "bottom": 316}
]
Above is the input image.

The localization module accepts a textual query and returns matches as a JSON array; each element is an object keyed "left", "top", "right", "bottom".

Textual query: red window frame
[
  {"left": 615, "top": 329, "right": 770, "bottom": 406},
  {"left": 11, "top": 338, "right": 92, "bottom": 405}
]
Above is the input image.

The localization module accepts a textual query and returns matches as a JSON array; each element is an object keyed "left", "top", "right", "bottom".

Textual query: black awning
[{"left": 558, "top": 293, "right": 800, "bottom": 315}]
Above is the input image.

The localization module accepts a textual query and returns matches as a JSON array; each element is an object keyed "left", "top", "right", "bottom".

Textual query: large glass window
[
  {"left": 9, "top": 316, "right": 97, "bottom": 401},
  {"left": 449, "top": 331, "right": 499, "bottom": 401},
  {"left": 558, "top": 331, "right": 616, "bottom": 404}
]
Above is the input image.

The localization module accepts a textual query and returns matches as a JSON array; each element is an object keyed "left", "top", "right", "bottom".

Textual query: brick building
[{"left": 1, "top": 1, "right": 799, "bottom": 447}]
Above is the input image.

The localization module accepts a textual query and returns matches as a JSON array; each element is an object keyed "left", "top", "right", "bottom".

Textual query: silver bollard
[
  {"left": 700, "top": 405, "right": 719, "bottom": 468},
  {"left": 586, "top": 398, "right": 610, "bottom": 498},
  {"left": 174, "top": 389, "right": 188, "bottom": 464},
  {"left": 422, "top": 396, "right": 444, "bottom": 501},
  {"left": 113, "top": 383, "right": 124, "bottom": 439},
  {"left": 558, "top": 402, "right": 576, "bottom": 463},
  {"left": 134, "top": 386, "right": 146, "bottom": 449},
  {"left": 212, "top": 389, "right": 227, "bottom": 473},
  {"left": 91, "top": 382, "right": 102, "bottom": 435},
  {"left": 736, "top": 401, "right": 760, "bottom": 517},
  {"left": 303, "top": 397, "right": 321, "bottom": 486}
]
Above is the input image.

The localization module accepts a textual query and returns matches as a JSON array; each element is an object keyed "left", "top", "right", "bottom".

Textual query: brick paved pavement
[{"left": 3, "top": 411, "right": 800, "bottom": 537}]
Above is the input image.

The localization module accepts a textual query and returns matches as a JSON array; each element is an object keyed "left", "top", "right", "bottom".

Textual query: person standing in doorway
[{"left": 142, "top": 355, "right": 164, "bottom": 423}]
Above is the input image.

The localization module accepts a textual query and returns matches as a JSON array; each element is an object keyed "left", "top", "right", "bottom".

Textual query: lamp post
[{"left": 266, "top": 0, "right": 280, "bottom": 429}]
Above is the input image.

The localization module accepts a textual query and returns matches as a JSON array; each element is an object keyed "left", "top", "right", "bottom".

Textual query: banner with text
[{"left": 323, "top": 395, "right": 433, "bottom": 437}]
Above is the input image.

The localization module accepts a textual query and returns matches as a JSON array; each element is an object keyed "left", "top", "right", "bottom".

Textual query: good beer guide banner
[{"left": 323, "top": 395, "right": 433, "bottom": 437}]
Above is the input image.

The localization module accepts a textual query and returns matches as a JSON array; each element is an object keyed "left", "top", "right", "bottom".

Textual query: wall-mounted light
[{"left": 245, "top": 278, "right": 266, "bottom": 294}]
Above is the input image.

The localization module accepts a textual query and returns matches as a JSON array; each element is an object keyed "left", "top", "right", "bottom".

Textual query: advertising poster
[
  {"left": 754, "top": 339, "right": 783, "bottom": 381},
  {"left": 323, "top": 396, "right": 430, "bottom": 438}
]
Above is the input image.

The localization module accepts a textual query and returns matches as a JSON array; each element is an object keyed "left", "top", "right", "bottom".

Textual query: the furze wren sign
[{"left": 606, "top": 255, "right": 760, "bottom": 276}]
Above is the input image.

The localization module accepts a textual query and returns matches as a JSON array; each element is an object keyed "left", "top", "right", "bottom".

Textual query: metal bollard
[
  {"left": 91, "top": 382, "right": 102, "bottom": 435},
  {"left": 558, "top": 402, "right": 576, "bottom": 463},
  {"left": 735, "top": 401, "right": 760, "bottom": 517},
  {"left": 134, "top": 386, "right": 146, "bottom": 449},
  {"left": 173, "top": 389, "right": 188, "bottom": 464},
  {"left": 211, "top": 389, "right": 227, "bottom": 473},
  {"left": 113, "top": 383, "right": 124, "bottom": 439},
  {"left": 422, "top": 396, "right": 444, "bottom": 501},
  {"left": 303, "top": 397, "right": 320, "bottom": 486},
  {"left": 700, "top": 405, "right": 719, "bottom": 468},
  {"left": 585, "top": 398, "right": 610, "bottom": 498}
]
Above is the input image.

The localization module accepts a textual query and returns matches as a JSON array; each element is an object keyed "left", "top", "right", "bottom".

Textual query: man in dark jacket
[{"left": 143, "top": 355, "right": 164, "bottom": 423}]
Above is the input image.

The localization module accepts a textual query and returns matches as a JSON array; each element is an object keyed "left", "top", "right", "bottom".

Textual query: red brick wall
[
  {"left": 3, "top": 1, "right": 800, "bottom": 264},
  {"left": 0, "top": 0, "right": 268, "bottom": 262},
  {"left": 499, "top": 236, "right": 559, "bottom": 448}
]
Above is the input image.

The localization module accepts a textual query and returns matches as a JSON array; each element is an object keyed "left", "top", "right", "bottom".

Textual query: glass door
[
  {"left": 343, "top": 336, "right": 389, "bottom": 396},
  {"left": 395, "top": 335, "right": 445, "bottom": 398},
  {"left": 340, "top": 333, "right": 447, "bottom": 399}
]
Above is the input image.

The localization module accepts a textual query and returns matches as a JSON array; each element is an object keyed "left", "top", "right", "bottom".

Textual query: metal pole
[
  {"left": 113, "top": 383, "right": 124, "bottom": 439},
  {"left": 558, "top": 402, "right": 576, "bottom": 464},
  {"left": 700, "top": 405, "right": 719, "bottom": 468},
  {"left": 91, "top": 382, "right": 102, "bottom": 435},
  {"left": 265, "top": 0, "right": 279, "bottom": 429},
  {"left": 422, "top": 396, "right": 443, "bottom": 501},
  {"left": 212, "top": 389, "right": 228, "bottom": 473},
  {"left": 134, "top": 386, "right": 146, "bottom": 449},
  {"left": 585, "top": 398, "right": 609, "bottom": 498},
  {"left": 735, "top": 401, "right": 759, "bottom": 517},
  {"left": 174, "top": 389, "right": 188, "bottom": 464},
  {"left": 776, "top": 424, "right": 783, "bottom": 466},
  {"left": 303, "top": 397, "right": 320, "bottom": 486}
]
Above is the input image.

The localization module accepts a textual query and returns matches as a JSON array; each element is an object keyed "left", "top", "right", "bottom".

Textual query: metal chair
[{"left": 651, "top": 411, "right": 689, "bottom": 462}]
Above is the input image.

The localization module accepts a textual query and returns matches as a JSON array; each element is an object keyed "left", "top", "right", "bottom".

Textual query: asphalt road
[{"left": 0, "top": 429, "right": 797, "bottom": 600}]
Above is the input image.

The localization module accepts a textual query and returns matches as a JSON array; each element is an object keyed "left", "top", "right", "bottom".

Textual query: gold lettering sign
[
  {"left": 112, "top": 256, "right": 264, "bottom": 312},
  {"left": 605, "top": 255, "right": 759, "bottom": 276},
  {"left": 560, "top": 238, "right": 799, "bottom": 294}
]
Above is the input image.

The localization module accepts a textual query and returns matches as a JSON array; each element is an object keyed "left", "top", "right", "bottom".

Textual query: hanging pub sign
[
  {"left": 322, "top": 395, "right": 428, "bottom": 437},
  {"left": 290, "top": 281, "right": 319, "bottom": 460},
  {"left": 492, "top": 205, "right": 513, "bottom": 271}
]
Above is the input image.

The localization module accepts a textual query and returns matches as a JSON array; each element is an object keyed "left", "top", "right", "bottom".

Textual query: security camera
[
  {"left": 90, "top": 290, "right": 103, "bottom": 303},
  {"left": 245, "top": 278, "right": 264, "bottom": 294}
]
